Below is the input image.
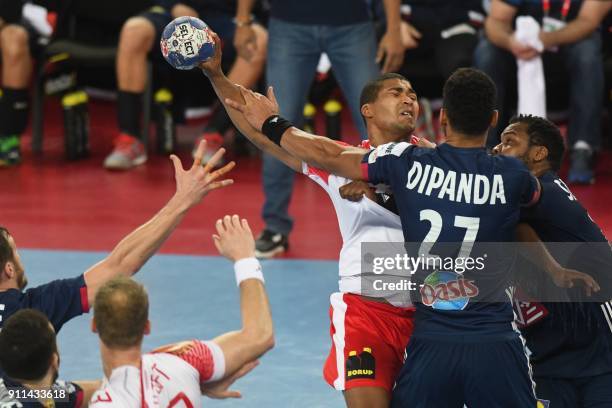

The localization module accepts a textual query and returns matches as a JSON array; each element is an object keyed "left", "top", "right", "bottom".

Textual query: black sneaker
[
  {"left": 255, "top": 229, "right": 289, "bottom": 258},
  {"left": 568, "top": 148, "right": 594, "bottom": 184},
  {"left": 0, "top": 135, "right": 21, "bottom": 167}
]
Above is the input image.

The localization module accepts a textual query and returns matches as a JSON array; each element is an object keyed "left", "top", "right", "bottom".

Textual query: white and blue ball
[{"left": 160, "top": 16, "right": 215, "bottom": 70}]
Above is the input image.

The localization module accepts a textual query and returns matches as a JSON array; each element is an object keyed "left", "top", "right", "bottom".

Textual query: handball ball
[{"left": 160, "top": 16, "right": 215, "bottom": 70}]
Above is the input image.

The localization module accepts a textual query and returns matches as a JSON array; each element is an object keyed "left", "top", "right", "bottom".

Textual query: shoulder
[
  {"left": 90, "top": 371, "right": 137, "bottom": 406},
  {"left": 369, "top": 142, "right": 414, "bottom": 162},
  {"left": 0, "top": 289, "right": 21, "bottom": 304}
]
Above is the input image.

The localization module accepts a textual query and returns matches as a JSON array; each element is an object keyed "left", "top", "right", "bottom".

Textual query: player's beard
[{"left": 519, "top": 152, "right": 534, "bottom": 169}]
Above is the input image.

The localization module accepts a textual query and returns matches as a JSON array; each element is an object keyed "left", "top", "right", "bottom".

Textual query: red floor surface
[{"left": 1, "top": 98, "right": 611, "bottom": 260}]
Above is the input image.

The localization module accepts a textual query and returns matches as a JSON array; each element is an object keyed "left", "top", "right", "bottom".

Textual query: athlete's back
[{"left": 90, "top": 340, "right": 224, "bottom": 407}]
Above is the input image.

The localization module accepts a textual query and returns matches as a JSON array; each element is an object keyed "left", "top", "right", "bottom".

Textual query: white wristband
[{"left": 234, "top": 257, "right": 264, "bottom": 286}]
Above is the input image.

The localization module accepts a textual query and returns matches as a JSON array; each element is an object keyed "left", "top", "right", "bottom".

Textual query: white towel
[
  {"left": 23, "top": 3, "right": 53, "bottom": 38},
  {"left": 514, "top": 16, "right": 546, "bottom": 118}
]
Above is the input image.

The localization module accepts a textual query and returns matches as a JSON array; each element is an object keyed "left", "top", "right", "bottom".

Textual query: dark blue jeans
[
  {"left": 262, "top": 18, "right": 380, "bottom": 235},
  {"left": 474, "top": 31, "right": 604, "bottom": 149}
]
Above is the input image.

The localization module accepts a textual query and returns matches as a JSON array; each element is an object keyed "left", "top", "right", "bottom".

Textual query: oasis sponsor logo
[{"left": 420, "top": 271, "right": 479, "bottom": 310}]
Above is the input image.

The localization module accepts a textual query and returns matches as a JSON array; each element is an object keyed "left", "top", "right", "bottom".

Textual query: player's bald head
[{"left": 94, "top": 277, "right": 149, "bottom": 348}]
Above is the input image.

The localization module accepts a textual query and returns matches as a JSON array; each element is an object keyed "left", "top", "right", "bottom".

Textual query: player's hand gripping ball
[{"left": 160, "top": 16, "right": 215, "bottom": 70}]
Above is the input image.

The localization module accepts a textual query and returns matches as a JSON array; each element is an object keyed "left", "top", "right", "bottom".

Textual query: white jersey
[
  {"left": 90, "top": 340, "right": 224, "bottom": 408},
  {"left": 302, "top": 139, "right": 413, "bottom": 306}
]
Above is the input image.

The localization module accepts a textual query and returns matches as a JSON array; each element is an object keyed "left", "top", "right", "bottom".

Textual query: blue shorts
[
  {"left": 391, "top": 336, "right": 538, "bottom": 408},
  {"left": 535, "top": 373, "right": 612, "bottom": 408}
]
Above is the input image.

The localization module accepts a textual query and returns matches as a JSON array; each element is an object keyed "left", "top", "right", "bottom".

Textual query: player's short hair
[
  {"left": 443, "top": 68, "right": 496, "bottom": 137},
  {"left": 94, "top": 277, "right": 149, "bottom": 348},
  {"left": 0, "top": 309, "right": 57, "bottom": 381},
  {"left": 0, "top": 227, "right": 14, "bottom": 270},
  {"left": 510, "top": 114, "right": 566, "bottom": 172},
  {"left": 360, "top": 73, "right": 410, "bottom": 109}
]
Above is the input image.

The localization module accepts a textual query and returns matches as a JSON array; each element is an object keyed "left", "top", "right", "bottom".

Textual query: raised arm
[
  {"left": 280, "top": 127, "right": 368, "bottom": 180},
  {"left": 210, "top": 215, "right": 274, "bottom": 378},
  {"left": 200, "top": 32, "right": 301, "bottom": 172},
  {"left": 223, "top": 83, "right": 368, "bottom": 180},
  {"left": 83, "top": 143, "right": 234, "bottom": 305}
]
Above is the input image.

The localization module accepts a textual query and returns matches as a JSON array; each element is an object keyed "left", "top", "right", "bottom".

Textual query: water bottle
[
  {"left": 324, "top": 99, "right": 342, "bottom": 140},
  {"left": 154, "top": 88, "right": 176, "bottom": 154},
  {"left": 360, "top": 347, "right": 375, "bottom": 377},
  {"left": 345, "top": 350, "right": 360, "bottom": 381},
  {"left": 61, "top": 90, "right": 89, "bottom": 160}
]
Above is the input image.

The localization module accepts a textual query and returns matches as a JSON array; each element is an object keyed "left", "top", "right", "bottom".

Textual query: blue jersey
[
  {"left": 518, "top": 171, "right": 612, "bottom": 378},
  {"left": 363, "top": 142, "right": 540, "bottom": 339},
  {"left": 0, "top": 275, "right": 89, "bottom": 333}
]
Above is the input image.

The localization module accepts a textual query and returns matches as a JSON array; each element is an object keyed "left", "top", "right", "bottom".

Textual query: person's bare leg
[
  {"left": 1, "top": 25, "right": 32, "bottom": 88},
  {"left": 226, "top": 24, "right": 268, "bottom": 88},
  {"left": 344, "top": 387, "right": 390, "bottom": 408},
  {"left": 104, "top": 16, "right": 155, "bottom": 170},
  {"left": 116, "top": 17, "right": 156, "bottom": 92},
  {"left": 0, "top": 25, "right": 32, "bottom": 165}
]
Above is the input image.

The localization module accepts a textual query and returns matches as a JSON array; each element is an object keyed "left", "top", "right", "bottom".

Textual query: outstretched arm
[
  {"left": 152, "top": 217, "right": 272, "bottom": 400},
  {"left": 200, "top": 33, "right": 301, "bottom": 172},
  {"left": 516, "top": 223, "right": 600, "bottom": 296},
  {"left": 209, "top": 215, "right": 274, "bottom": 376},
  {"left": 83, "top": 143, "right": 234, "bottom": 305},
  {"left": 222, "top": 83, "right": 368, "bottom": 180}
]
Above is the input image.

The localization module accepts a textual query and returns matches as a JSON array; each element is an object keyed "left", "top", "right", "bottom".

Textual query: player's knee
[
  {"left": 0, "top": 25, "right": 30, "bottom": 62},
  {"left": 118, "top": 18, "right": 155, "bottom": 55}
]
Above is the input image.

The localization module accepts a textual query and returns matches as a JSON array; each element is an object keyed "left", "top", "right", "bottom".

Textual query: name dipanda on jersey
[{"left": 405, "top": 161, "right": 507, "bottom": 205}]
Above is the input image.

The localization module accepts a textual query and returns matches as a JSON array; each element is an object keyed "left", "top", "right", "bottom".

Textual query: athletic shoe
[
  {"left": 193, "top": 132, "right": 224, "bottom": 166},
  {"left": 0, "top": 135, "right": 21, "bottom": 167},
  {"left": 104, "top": 133, "right": 147, "bottom": 170},
  {"left": 568, "top": 147, "right": 594, "bottom": 184},
  {"left": 255, "top": 229, "right": 289, "bottom": 258}
]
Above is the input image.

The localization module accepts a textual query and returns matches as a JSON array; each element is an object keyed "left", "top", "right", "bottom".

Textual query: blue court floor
[{"left": 22, "top": 249, "right": 345, "bottom": 407}]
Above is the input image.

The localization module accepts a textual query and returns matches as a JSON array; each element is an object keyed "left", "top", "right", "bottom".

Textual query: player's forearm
[
  {"left": 84, "top": 195, "right": 189, "bottom": 296},
  {"left": 207, "top": 72, "right": 301, "bottom": 172},
  {"left": 280, "top": 128, "right": 367, "bottom": 180},
  {"left": 106, "top": 195, "right": 189, "bottom": 272},
  {"left": 213, "top": 279, "right": 274, "bottom": 376},
  {"left": 239, "top": 279, "right": 274, "bottom": 353},
  {"left": 515, "top": 223, "right": 561, "bottom": 277}
]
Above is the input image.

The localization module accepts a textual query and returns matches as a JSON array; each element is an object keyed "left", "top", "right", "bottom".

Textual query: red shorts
[{"left": 323, "top": 292, "right": 415, "bottom": 392}]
